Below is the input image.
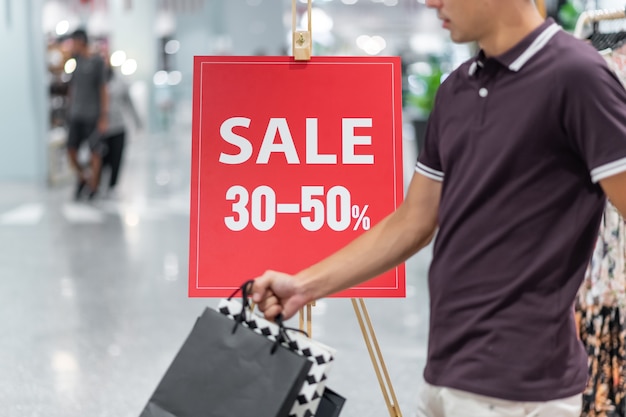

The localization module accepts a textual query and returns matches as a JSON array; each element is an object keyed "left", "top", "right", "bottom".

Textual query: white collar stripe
[
  {"left": 509, "top": 23, "right": 561, "bottom": 72},
  {"left": 469, "top": 61, "right": 478, "bottom": 76}
]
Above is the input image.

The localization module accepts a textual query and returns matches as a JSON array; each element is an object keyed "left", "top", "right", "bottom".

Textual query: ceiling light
[
  {"left": 164, "top": 40, "right": 180, "bottom": 54},
  {"left": 64, "top": 58, "right": 76, "bottom": 74},
  {"left": 55, "top": 20, "right": 69, "bottom": 36},
  {"left": 301, "top": 8, "right": 334, "bottom": 32},
  {"left": 356, "top": 35, "right": 387, "bottom": 55},
  {"left": 153, "top": 70, "right": 168, "bottom": 86},
  {"left": 110, "top": 50, "right": 126, "bottom": 67},
  {"left": 121, "top": 59, "right": 137, "bottom": 76},
  {"left": 168, "top": 71, "right": 182, "bottom": 86}
]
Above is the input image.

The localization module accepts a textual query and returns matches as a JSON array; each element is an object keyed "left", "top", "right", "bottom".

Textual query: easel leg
[
  {"left": 352, "top": 298, "right": 403, "bottom": 417},
  {"left": 299, "top": 302, "right": 314, "bottom": 337}
]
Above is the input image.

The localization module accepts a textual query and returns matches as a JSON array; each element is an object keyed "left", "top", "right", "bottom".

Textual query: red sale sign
[{"left": 189, "top": 56, "right": 404, "bottom": 297}]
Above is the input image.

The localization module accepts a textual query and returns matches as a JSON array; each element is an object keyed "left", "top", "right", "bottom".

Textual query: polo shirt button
[{"left": 479, "top": 87, "right": 489, "bottom": 98}]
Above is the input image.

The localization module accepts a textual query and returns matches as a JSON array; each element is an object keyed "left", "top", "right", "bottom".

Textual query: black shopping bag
[
  {"left": 315, "top": 387, "right": 346, "bottom": 417},
  {"left": 218, "top": 297, "right": 336, "bottom": 417},
  {"left": 139, "top": 306, "right": 312, "bottom": 417}
]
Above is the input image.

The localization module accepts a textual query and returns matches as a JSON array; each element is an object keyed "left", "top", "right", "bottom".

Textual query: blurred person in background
[
  {"left": 98, "top": 66, "right": 142, "bottom": 199},
  {"left": 66, "top": 28, "right": 108, "bottom": 200}
]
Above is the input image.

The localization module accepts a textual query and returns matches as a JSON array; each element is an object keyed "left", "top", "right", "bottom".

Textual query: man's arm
[
  {"left": 253, "top": 172, "right": 442, "bottom": 320},
  {"left": 600, "top": 171, "right": 626, "bottom": 217}
]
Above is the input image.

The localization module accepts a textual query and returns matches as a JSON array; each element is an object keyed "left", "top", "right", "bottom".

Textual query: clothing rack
[
  {"left": 574, "top": 7, "right": 626, "bottom": 39},
  {"left": 573, "top": 8, "right": 626, "bottom": 416}
]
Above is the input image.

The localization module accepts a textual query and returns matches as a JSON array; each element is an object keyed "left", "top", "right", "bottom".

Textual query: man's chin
[{"left": 449, "top": 32, "right": 471, "bottom": 44}]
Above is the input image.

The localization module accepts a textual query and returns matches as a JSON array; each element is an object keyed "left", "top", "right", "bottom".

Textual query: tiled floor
[{"left": 0, "top": 121, "right": 432, "bottom": 417}]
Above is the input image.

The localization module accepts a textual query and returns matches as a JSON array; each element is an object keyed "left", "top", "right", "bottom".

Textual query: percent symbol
[{"left": 352, "top": 205, "right": 371, "bottom": 231}]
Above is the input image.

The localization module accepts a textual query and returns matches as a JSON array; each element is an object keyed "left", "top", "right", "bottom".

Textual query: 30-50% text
[{"left": 225, "top": 185, "right": 371, "bottom": 232}]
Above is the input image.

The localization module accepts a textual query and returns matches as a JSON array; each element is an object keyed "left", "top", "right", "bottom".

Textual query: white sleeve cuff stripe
[
  {"left": 416, "top": 162, "right": 444, "bottom": 178},
  {"left": 591, "top": 157, "right": 626, "bottom": 183},
  {"left": 415, "top": 166, "right": 444, "bottom": 182}
]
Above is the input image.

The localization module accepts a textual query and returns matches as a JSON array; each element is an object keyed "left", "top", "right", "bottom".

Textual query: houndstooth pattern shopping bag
[{"left": 218, "top": 298, "right": 336, "bottom": 417}]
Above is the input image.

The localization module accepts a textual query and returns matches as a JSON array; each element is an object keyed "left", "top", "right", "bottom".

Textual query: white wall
[{"left": 0, "top": 0, "right": 48, "bottom": 182}]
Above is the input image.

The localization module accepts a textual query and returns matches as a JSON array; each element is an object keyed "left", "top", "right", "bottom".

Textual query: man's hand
[{"left": 252, "top": 271, "right": 312, "bottom": 321}]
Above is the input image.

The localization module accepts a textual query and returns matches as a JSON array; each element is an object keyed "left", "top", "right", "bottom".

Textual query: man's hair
[{"left": 71, "top": 29, "right": 88, "bottom": 44}]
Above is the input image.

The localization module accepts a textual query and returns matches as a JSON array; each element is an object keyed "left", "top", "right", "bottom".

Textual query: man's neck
[{"left": 479, "top": 6, "right": 545, "bottom": 57}]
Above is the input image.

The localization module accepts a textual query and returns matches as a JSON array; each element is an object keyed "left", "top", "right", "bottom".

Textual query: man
[
  {"left": 66, "top": 29, "right": 108, "bottom": 200},
  {"left": 252, "top": 0, "right": 626, "bottom": 415}
]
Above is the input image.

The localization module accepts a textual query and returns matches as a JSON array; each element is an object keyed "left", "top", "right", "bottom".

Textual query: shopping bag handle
[
  {"left": 227, "top": 280, "right": 310, "bottom": 353},
  {"left": 226, "top": 280, "right": 255, "bottom": 330}
]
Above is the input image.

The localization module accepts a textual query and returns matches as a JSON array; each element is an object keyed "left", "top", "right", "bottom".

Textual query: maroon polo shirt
[{"left": 417, "top": 18, "right": 626, "bottom": 401}]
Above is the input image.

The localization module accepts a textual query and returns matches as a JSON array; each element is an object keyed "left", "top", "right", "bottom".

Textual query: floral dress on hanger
[
  {"left": 574, "top": 22, "right": 626, "bottom": 417},
  {"left": 577, "top": 201, "right": 626, "bottom": 417}
]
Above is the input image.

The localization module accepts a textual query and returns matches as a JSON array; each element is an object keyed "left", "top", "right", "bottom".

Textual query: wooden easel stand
[{"left": 299, "top": 300, "right": 403, "bottom": 417}]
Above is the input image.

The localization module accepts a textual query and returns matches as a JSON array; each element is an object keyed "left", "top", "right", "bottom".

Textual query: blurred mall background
[
  {"left": 0, "top": 0, "right": 624, "bottom": 416},
  {"left": 3, "top": 0, "right": 473, "bottom": 186},
  {"left": 6, "top": 0, "right": 622, "bottom": 183}
]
